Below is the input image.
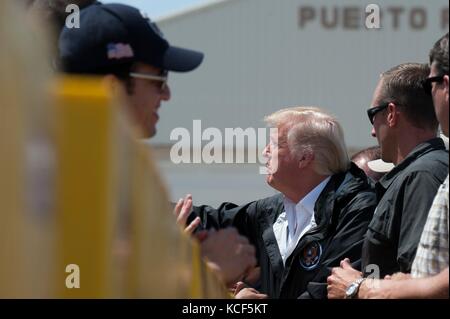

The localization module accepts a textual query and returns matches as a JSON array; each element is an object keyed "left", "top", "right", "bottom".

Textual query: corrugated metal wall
[{"left": 151, "top": 0, "right": 448, "bottom": 148}]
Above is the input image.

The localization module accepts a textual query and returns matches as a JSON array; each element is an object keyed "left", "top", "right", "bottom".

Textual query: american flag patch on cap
[{"left": 107, "top": 43, "right": 134, "bottom": 59}]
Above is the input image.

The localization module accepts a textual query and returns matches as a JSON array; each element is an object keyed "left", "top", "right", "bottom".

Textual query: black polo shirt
[{"left": 362, "top": 138, "right": 448, "bottom": 278}]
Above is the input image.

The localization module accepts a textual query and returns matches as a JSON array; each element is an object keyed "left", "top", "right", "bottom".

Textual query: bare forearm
[{"left": 360, "top": 268, "right": 449, "bottom": 299}]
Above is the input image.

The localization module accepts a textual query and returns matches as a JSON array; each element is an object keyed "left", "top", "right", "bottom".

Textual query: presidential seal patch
[{"left": 299, "top": 241, "right": 322, "bottom": 270}]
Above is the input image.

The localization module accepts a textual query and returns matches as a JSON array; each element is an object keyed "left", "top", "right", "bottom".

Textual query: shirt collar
[
  {"left": 283, "top": 176, "right": 331, "bottom": 229},
  {"left": 298, "top": 176, "right": 331, "bottom": 214},
  {"left": 378, "top": 137, "right": 446, "bottom": 190}
]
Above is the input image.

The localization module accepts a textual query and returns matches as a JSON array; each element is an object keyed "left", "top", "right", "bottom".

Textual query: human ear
[
  {"left": 387, "top": 103, "right": 398, "bottom": 127},
  {"left": 298, "top": 151, "right": 314, "bottom": 169}
]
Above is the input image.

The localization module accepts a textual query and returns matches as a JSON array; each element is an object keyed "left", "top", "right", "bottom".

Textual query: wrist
[
  {"left": 345, "top": 277, "right": 366, "bottom": 299},
  {"left": 357, "top": 277, "right": 372, "bottom": 299}
]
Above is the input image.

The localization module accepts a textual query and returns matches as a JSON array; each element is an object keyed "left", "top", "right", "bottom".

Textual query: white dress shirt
[{"left": 273, "top": 177, "right": 331, "bottom": 264}]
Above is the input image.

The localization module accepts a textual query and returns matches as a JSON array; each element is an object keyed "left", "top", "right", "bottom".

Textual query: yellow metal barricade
[
  {"left": 51, "top": 76, "right": 229, "bottom": 298},
  {"left": 0, "top": 0, "right": 54, "bottom": 298},
  {"left": 52, "top": 76, "right": 119, "bottom": 298},
  {"left": 1, "top": 0, "right": 230, "bottom": 298}
]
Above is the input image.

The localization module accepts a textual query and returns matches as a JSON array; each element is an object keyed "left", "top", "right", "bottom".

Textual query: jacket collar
[
  {"left": 279, "top": 163, "right": 370, "bottom": 293},
  {"left": 261, "top": 164, "right": 371, "bottom": 285},
  {"left": 313, "top": 162, "right": 368, "bottom": 228}
]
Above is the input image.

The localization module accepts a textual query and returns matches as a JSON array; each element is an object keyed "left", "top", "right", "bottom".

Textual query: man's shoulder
[
  {"left": 394, "top": 149, "right": 448, "bottom": 185},
  {"left": 407, "top": 147, "right": 448, "bottom": 172},
  {"left": 320, "top": 166, "right": 377, "bottom": 214},
  {"left": 256, "top": 193, "right": 284, "bottom": 209},
  {"left": 375, "top": 150, "right": 448, "bottom": 213},
  {"left": 243, "top": 194, "right": 285, "bottom": 224},
  {"left": 336, "top": 165, "right": 377, "bottom": 201}
]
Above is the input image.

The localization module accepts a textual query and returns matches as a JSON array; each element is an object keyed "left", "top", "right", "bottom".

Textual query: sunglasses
[
  {"left": 129, "top": 71, "right": 168, "bottom": 90},
  {"left": 422, "top": 75, "right": 445, "bottom": 95},
  {"left": 367, "top": 103, "right": 389, "bottom": 125}
]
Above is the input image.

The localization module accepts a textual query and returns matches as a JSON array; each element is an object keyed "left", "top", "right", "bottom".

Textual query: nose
[
  {"left": 371, "top": 126, "right": 376, "bottom": 138},
  {"left": 161, "top": 84, "right": 171, "bottom": 101}
]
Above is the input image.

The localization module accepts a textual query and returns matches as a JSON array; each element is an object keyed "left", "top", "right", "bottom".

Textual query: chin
[{"left": 146, "top": 126, "right": 157, "bottom": 138}]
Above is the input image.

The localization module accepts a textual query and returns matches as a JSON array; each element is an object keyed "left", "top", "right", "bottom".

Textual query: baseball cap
[
  {"left": 367, "top": 159, "right": 394, "bottom": 173},
  {"left": 59, "top": 3, "right": 204, "bottom": 74}
]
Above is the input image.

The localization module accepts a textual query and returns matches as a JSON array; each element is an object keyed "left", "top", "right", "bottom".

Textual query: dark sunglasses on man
[
  {"left": 367, "top": 103, "right": 389, "bottom": 125},
  {"left": 422, "top": 75, "right": 446, "bottom": 95}
]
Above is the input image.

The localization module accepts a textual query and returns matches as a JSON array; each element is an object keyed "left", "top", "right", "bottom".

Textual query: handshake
[{"left": 173, "top": 194, "right": 267, "bottom": 299}]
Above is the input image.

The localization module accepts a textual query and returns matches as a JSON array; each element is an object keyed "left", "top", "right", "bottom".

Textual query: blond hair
[{"left": 264, "top": 106, "right": 350, "bottom": 175}]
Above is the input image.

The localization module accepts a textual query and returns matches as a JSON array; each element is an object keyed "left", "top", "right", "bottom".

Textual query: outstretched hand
[{"left": 173, "top": 194, "right": 201, "bottom": 235}]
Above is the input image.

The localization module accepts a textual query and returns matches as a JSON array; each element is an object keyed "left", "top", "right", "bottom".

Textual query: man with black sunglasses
[
  {"left": 361, "top": 62, "right": 448, "bottom": 278},
  {"left": 327, "top": 62, "right": 448, "bottom": 299},
  {"left": 328, "top": 33, "right": 449, "bottom": 299},
  {"left": 410, "top": 32, "right": 449, "bottom": 286},
  {"left": 423, "top": 75, "right": 446, "bottom": 95}
]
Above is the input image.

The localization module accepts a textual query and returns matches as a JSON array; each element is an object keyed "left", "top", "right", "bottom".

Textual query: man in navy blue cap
[
  {"left": 58, "top": 2, "right": 257, "bottom": 289},
  {"left": 59, "top": 2, "right": 204, "bottom": 138}
]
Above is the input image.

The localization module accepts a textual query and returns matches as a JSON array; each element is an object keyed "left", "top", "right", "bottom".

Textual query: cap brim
[
  {"left": 367, "top": 159, "right": 395, "bottom": 173},
  {"left": 163, "top": 46, "right": 204, "bottom": 72}
]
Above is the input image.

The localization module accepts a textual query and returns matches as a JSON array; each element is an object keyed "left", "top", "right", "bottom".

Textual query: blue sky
[{"left": 102, "top": 0, "right": 213, "bottom": 19}]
